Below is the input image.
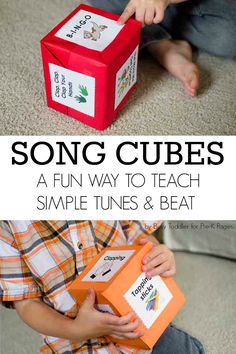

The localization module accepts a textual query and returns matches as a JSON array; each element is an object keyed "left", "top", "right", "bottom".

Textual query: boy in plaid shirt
[{"left": 0, "top": 221, "right": 204, "bottom": 354}]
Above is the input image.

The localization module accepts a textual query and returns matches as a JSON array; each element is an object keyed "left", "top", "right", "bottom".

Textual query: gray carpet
[
  {"left": 1, "top": 252, "right": 235, "bottom": 353},
  {"left": 0, "top": 0, "right": 236, "bottom": 135}
]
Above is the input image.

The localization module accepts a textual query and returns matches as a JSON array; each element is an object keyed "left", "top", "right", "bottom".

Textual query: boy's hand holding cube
[
  {"left": 72, "top": 289, "right": 143, "bottom": 341},
  {"left": 138, "top": 237, "right": 176, "bottom": 277},
  {"left": 72, "top": 237, "right": 175, "bottom": 342}
]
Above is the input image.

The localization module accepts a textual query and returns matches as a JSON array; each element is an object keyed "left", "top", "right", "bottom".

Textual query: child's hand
[
  {"left": 118, "top": 0, "right": 169, "bottom": 26},
  {"left": 138, "top": 237, "right": 176, "bottom": 277},
  {"left": 72, "top": 289, "right": 144, "bottom": 341}
]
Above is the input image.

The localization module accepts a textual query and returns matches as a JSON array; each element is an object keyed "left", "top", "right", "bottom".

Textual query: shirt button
[{"left": 77, "top": 242, "right": 83, "bottom": 250}]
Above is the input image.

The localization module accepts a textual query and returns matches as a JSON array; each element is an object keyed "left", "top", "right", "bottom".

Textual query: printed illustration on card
[
  {"left": 49, "top": 64, "right": 95, "bottom": 117},
  {"left": 55, "top": 10, "right": 123, "bottom": 51}
]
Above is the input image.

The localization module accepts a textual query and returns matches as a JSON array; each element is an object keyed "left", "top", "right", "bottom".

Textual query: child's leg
[
  {"left": 152, "top": 324, "right": 205, "bottom": 354},
  {"left": 162, "top": 0, "right": 236, "bottom": 58},
  {"left": 146, "top": 0, "right": 236, "bottom": 96}
]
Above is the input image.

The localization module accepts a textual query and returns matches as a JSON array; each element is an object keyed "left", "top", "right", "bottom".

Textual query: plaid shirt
[{"left": 0, "top": 220, "right": 161, "bottom": 354}]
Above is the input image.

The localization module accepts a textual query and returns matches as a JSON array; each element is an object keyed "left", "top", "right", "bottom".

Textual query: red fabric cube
[{"left": 41, "top": 4, "right": 141, "bottom": 130}]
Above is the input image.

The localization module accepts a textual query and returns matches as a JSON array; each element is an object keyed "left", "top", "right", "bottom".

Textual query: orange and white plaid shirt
[{"left": 0, "top": 220, "right": 162, "bottom": 354}]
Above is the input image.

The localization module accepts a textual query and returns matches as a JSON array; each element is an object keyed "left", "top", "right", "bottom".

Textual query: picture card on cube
[
  {"left": 67, "top": 243, "right": 185, "bottom": 349},
  {"left": 41, "top": 4, "right": 141, "bottom": 130}
]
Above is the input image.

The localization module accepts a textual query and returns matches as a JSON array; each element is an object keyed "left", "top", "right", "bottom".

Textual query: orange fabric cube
[{"left": 67, "top": 243, "right": 185, "bottom": 349}]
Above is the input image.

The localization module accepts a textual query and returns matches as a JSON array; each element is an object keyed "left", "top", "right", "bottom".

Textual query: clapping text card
[
  {"left": 41, "top": 4, "right": 141, "bottom": 130},
  {"left": 68, "top": 243, "right": 185, "bottom": 349}
]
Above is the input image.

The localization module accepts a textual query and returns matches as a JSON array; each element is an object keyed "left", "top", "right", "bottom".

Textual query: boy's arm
[
  {"left": 118, "top": 0, "right": 188, "bottom": 25},
  {"left": 14, "top": 298, "right": 78, "bottom": 340},
  {"left": 14, "top": 289, "right": 143, "bottom": 341}
]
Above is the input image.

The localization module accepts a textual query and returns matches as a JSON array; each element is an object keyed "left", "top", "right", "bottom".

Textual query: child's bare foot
[{"left": 147, "top": 39, "right": 199, "bottom": 97}]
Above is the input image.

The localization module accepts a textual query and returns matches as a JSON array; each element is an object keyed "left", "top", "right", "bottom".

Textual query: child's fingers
[
  {"left": 111, "top": 330, "right": 144, "bottom": 339},
  {"left": 161, "top": 268, "right": 176, "bottom": 277},
  {"left": 135, "top": 5, "right": 146, "bottom": 25},
  {"left": 142, "top": 253, "right": 167, "bottom": 272},
  {"left": 142, "top": 244, "right": 165, "bottom": 264},
  {"left": 114, "top": 319, "right": 140, "bottom": 333},
  {"left": 104, "top": 312, "right": 133, "bottom": 326},
  {"left": 110, "top": 333, "right": 124, "bottom": 340},
  {"left": 145, "top": 6, "right": 155, "bottom": 25},
  {"left": 116, "top": 312, "right": 135, "bottom": 326},
  {"left": 153, "top": 5, "right": 165, "bottom": 24},
  {"left": 117, "top": 313, "right": 134, "bottom": 326},
  {"left": 146, "top": 261, "right": 170, "bottom": 277},
  {"left": 123, "top": 330, "right": 144, "bottom": 339},
  {"left": 81, "top": 288, "right": 95, "bottom": 309},
  {"left": 118, "top": 3, "right": 136, "bottom": 25}
]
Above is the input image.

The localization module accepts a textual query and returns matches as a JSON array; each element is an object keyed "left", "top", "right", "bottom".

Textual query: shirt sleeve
[
  {"left": 0, "top": 221, "right": 42, "bottom": 308},
  {"left": 120, "top": 220, "right": 163, "bottom": 244}
]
